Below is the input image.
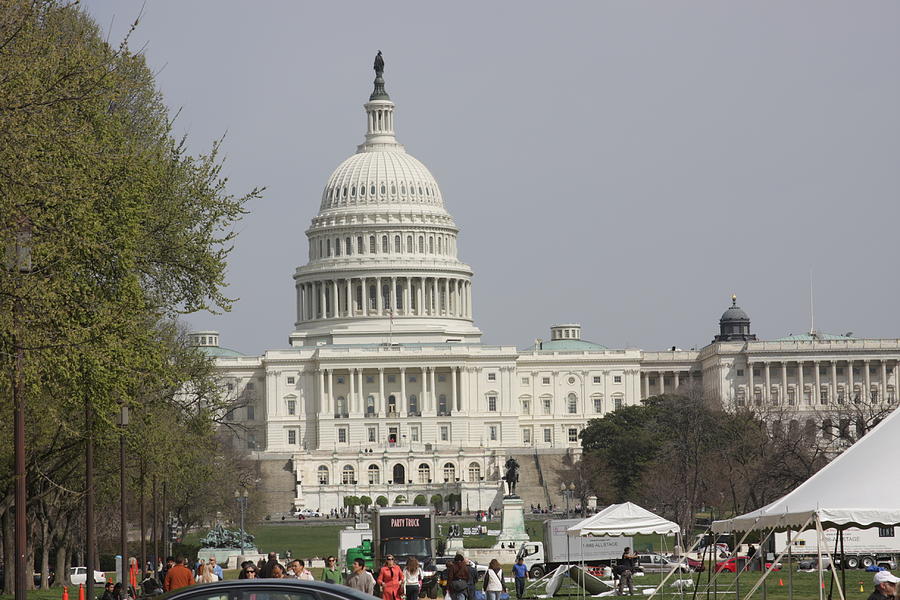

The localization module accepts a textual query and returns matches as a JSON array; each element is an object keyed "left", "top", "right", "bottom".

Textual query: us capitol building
[{"left": 194, "top": 57, "right": 900, "bottom": 514}]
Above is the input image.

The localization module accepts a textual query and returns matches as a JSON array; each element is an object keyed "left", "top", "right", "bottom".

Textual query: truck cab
[{"left": 517, "top": 542, "right": 547, "bottom": 578}]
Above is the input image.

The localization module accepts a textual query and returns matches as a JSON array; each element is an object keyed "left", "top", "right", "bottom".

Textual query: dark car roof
[{"left": 159, "top": 580, "right": 376, "bottom": 600}]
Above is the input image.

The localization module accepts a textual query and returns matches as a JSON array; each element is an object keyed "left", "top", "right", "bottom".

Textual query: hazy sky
[{"left": 82, "top": 1, "right": 900, "bottom": 355}]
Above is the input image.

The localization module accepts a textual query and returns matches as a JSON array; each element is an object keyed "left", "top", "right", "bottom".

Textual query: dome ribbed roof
[
  {"left": 720, "top": 306, "right": 749, "bottom": 322},
  {"left": 320, "top": 150, "right": 444, "bottom": 211}
]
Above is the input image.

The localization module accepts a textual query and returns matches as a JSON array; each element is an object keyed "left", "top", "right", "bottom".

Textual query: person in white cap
[{"left": 869, "top": 570, "right": 900, "bottom": 600}]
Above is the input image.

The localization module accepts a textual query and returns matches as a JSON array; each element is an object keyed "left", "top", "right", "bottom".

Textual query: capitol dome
[{"left": 289, "top": 54, "right": 482, "bottom": 347}]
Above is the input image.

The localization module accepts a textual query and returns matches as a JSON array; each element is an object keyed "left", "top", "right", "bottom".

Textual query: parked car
[
  {"left": 667, "top": 555, "right": 705, "bottom": 572},
  {"left": 635, "top": 553, "right": 691, "bottom": 573},
  {"left": 158, "top": 578, "right": 389, "bottom": 600},
  {"left": 715, "top": 557, "right": 780, "bottom": 573},
  {"left": 33, "top": 571, "right": 55, "bottom": 586},
  {"left": 294, "top": 508, "right": 322, "bottom": 517},
  {"left": 69, "top": 567, "right": 106, "bottom": 585}
]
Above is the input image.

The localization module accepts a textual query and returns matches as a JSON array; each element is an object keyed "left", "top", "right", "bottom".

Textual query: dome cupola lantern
[{"left": 713, "top": 294, "right": 757, "bottom": 342}]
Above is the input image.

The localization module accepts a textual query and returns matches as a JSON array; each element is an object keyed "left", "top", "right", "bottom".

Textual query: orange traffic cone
[
  {"left": 778, "top": 579, "right": 783, "bottom": 587},
  {"left": 821, "top": 581, "right": 826, "bottom": 590},
  {"left": 78, "top": 583, "right": 85, "bottom": 600},
  {"left": 62, "top": 586, "right": 69, "bottom": 600}
]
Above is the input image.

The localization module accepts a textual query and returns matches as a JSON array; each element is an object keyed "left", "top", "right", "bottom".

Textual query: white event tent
[{"left": 567, "top": 501, "right": 680, "bottom": 537}]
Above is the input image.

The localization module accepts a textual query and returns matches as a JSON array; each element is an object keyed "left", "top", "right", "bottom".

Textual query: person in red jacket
[
  {"left": 376, "top": 555, "right": 403, "bottom": 600},
  {"left": 164, "top": 557, "right": 195, "bottom": 591}
]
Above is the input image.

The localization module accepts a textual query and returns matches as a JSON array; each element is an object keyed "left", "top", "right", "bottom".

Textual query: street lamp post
[
  {"left": 118, "top": 401, "right": 129, "bottom": 598},
  {"left": 234, "top": 490, "right": 249, "bottom": 554}
]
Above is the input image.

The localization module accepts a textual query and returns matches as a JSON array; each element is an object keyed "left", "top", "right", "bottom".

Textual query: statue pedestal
[
  {"left": 492, "top": 496, "right": 530, "bottom": 550},
  {"left": 446, "top": 537, "right": 465, "bottom": 551}
]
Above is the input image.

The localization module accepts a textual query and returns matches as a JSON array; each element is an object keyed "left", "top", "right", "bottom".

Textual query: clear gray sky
[{"left": 83, "top": 1, "right": 900, "bottom": 355}]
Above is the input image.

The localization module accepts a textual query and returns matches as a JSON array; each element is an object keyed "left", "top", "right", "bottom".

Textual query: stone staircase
[{"left": 508, "top": 450, "right": 572, "bottom": 511}]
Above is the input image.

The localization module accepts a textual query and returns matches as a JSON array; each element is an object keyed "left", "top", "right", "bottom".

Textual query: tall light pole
[
  {"left": 8, "top": 217, "right": 31, "bottom": 600},
  {"left": 234, "top": 490, "right": 249, "bottom": 554},
  {"left": 118, "top": 401, "right": 129, "bottom": 597}
]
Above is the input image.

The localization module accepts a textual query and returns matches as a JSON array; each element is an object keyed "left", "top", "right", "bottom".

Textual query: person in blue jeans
[{"left": 512, "top": 557, "right": 528, "bottom": 600}]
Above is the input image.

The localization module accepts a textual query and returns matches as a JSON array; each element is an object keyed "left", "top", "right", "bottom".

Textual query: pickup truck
[{"left": 69, "top": 567, "right": 106, "bottom": 585}]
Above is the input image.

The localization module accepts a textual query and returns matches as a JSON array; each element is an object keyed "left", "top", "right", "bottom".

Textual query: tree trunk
[
  {"left": 2, "top": 507, "right": 14, "bottom": 595},
  {"left": 55, "top": 543, "right": 69, "bottom": 587},
  {"left": 40, "top": 518, "right": 51, "bottom": 590}
]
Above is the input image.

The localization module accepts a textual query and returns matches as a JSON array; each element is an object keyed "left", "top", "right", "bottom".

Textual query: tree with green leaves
[
  {"left": 375, "top": 496, "right": 388, "bottom": 507},
  {"left": 413, "top": 494, "right": 427, "bottom": 506}
]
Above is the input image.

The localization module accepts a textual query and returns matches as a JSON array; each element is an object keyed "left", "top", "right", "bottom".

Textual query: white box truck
[
  {"left": 774, "top": 526, "right": 900, "bottom": 569},
  {"left": 517, "top": 518, "right": 632, "bottom": 578}
]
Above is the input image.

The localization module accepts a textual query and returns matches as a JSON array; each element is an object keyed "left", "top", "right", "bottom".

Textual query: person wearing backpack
[
  {"left": 482, "top": 560, "right": 506, "bottom": 600},
  {"left": 446, "top": 554, "right": 470, "bottom": 600}
]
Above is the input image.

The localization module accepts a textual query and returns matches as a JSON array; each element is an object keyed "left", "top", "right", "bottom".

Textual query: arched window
[
  {"left": 429, "top": 237, "right": 434, "bottom": 254},
  {"left": 394, "top": 236, "right": 401, "bottom": 253},
  {"left": 366, "top": 395, "right": 376, "bottom": 415},
  {"left": 387, "top": 395, "right": 397, "bottom": 414},
  {"left": 367, "top": 464, "right": 380, "bottom": 485},
  {"left": 382, "top": 235, "right": 389, "bottom": 253},
  {"left": 438, "top": 237, "right": 443, "bottom": 254},
  {"left": 317, "top": 466, "right": 329, "bottom": 485},
  {"left": 334, "top": 238, "right": 341, "bottom": 256},
  {"left": 443, "top": 462, "right": 456, "bottom": 482},
  {"left": 393, "top": 464, "right": 406, "bottom": 484},
  {"left": 342, "top": 465, "right": 355, "bottom": 485},
  {"left": 418, "top": 236, "right": 424, "bottom": 253},
  {"left": 408, "top": 394, "right": 419, "bottom": 415},
  {"left": 567, "top": 393, "right": 578, "bottom": 414},
  {"left": 468, "top": 462, "right": 481, "bottom": 482},
  {"left": 418, "top": 463, "right": 430, "bottom": 484},
  {"left": 407, "top": 235, "right": 412, "bottom": 253},
  {"left": 346, "top": 237, "right": 352, "bottom": 255},
  {"left": 357, "top": 236, "right": 364, "bottom": 254},
  {"left": 369, "top": 236, "right": 376, "bottom": 253},
  {"left": 369, "top": 285, "right": 377, "bottom": 309},
  {"left": 327, "top": 239, "right": 332, "bottom": 257}
]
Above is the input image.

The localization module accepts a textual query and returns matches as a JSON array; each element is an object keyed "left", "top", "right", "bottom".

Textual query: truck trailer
[
  {"left": 517, "top": 518, "right": 633, "bottom": 578},
  {"left": 774, "top": 526, "right": 900, "bottom": 569},
  {"left": 371, "top": 506, "right": 437, "bottom": 569}
]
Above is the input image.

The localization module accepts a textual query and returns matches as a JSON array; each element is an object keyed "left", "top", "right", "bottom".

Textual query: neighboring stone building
[{"left": 195, "top": 59, "right": 900, "bottom": 515}]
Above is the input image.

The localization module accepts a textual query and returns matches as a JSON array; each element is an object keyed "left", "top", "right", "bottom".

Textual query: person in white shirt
[
  {"left": 402, "top": 557, "right": 422, "bottom": 599},
  {"left": 289, "top": 559, "right": 315, "bottom": 580},
  {"left": 482, "top": 559, "right": 506, "bottom": 600}
]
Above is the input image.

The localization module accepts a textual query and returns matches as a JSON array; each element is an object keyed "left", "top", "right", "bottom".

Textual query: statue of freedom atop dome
[{"left": 374, "top": 51, "right": 384, "bottom": 77}]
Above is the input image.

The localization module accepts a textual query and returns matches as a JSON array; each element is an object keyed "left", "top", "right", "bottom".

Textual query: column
[
  {"left": 814, "top": 361, "right": 821, "bottom": 405},
  {"left": 881, "top": 361, "right": 888, "bottom": 402},
  {"left": 452, "top": 366, "right": 459, "bottom": 412},
  {"left": 332, "top": 280, "right": 339, "bottom": 318},
  {"left": 468, "top": 281, "right": 473, "bottom": 318},
  {"left": 345, "top": 279, "right": 352, "bottom": 316},
  {"left": 442, "top": 279, "right": 449, "bottom": 315},
  {"left": 358, "top": 368, "right": 365, "bottom": 413},
  {"left": 847, "top": 360, "right": 854, "bottom": 401},
  {"left": 362, "top": 279, "right": 369, "bottom": 316},
  {"left": 390, "top": 276, "right": 397, "bottom": 313},
  {"left": 327, "top": 369, "right": 334, "bottom": 414},
  {"left": 319, "top": 282, "right": 326, "bottom": 320},
  {"left": 642, "top": 372, "right": 648, "bottom": 400},
  {"left": 318, "top": 369, "right": 326, "bottom": 414},
  {"left": 797, "top": 361, "right": 804, "bottom": 405},
  {"left": 349, "top": 368, "right": 356, "bottom": 413},
  {"left": 418, "top": 277, "right": 425, "bottom": 316},
  {"left": 864, "top": 360, "right": 871, "bottom": 402},
  {"left": 430, "top": 367, "right": 437, "bottom": 413},
  {"left": 658, "top": 371, "right": 665, "bottom": 394},
  {"left": 830, "top": 361, "right": 838, "bottom": 404},
  {"left": 400, "top": 368, "right": 407, "bottom": 414},
  {"left": 296, "top": 285, "right": 303, "bottom": 323},
  {"left": 674, "top": 371, "right": 680, "bottom": 390},
  {"left": 764, "top": 363, "right": 771, "bottom": 403},
  {"left": 432, "top": 278, "right": 439, "bottom": 315},
  {"left": 748, "top": 360, "right": 754, "bottom": 402},
  {"left": 378, "top": 368, "right": 385, "bottom": 414},
  {"left": 404, "top": 277, "right": 411, "bottom": 315},
  {"left": 782, "top": 362, "right": 789, "bottom": 404},
  {"left": 376, "top": 276, "right": 383, "bottom": 314}
]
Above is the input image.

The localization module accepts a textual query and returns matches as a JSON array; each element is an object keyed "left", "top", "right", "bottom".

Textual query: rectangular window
[
  {"left": 288, "top": 429, "right": 296, "bottom": 445},
  {"left": 568, "top": 428, "right": 578, "bottom": 442},
  {"left": 489, "top": 426, "right": 498, "bottom": 441},
  {"left": 754, "top": 391, "right": 762, "bottom": 404},
  {"left": 367, "top": 376, "right": 374, "bottom": 383},
  {"left": 543, "top": 428, "right": 552, "bottom": 443},
  {"left": 837, "top": 367, "right": 844, "bottom": 375},
  {"left": 522, "top": 428, "right": 532, "bottom": 444},
  {"left": 337, "top": 428, "right": 347, "bottom": 443},
  {"left": 367, "top": 427, "right": 376, "bottom": 443},
  {"left": 542, "top": 377, "right": 551, "bottom": 385},
  {"left": 521, "top": 377, "right": 530, "bottom": 384},
  {"left": 753, "top": 369, "right": 761, "bottom": 377},
  {"left": 410, "top": 426, "right": 420, "bottom": 442},
  {"left": 879, "top": 526, "right": 895, "bottom": 538},
  {"left": 440, "top": 425, "right": 449, "bottom": 442},
  {"left": 542, "top": 398, "right": 551, "bottom": 414},
  {"left": 787, "top": 389, "right": 796, "bottom": 405},
  {"left": 567, "top": 396, "right": 577, "bottom": 414},
  {"left": 820, "top": 389, "right": 828, "bottom": 404},
  {"left": 593, "top": 397, "right": 602, "bottom": 413},
  {"left": 521, "top": 400, "right": 530, "bottom": 414},
  {"left": 287, "top": 376, "right": 295, "bottom": 384},
  {"left": 736, "top": 369, "right": 744, "bottom": 377},
  {"left": 488, "top": 396, "right": 497, "bottom": 412},
  {"left": 337, "top": 376, "right": 344, "bottom": 384},
  {"left": 593, "top": 376, "right": 602, "bottom": 384},
  {"left": 438, "top": 375, "right": 446, "bottom": 382},
  {"left": 614, "top": 397, "right": 623, "bottom": 410},
  {"left": 227, "top": 383, "right": 234, "bottom": 391},
  {"left": 246, "top": 381, "right": 255, "bottom": 390},
  {"left": 387, "top": 375, "right": 396, "bottom": 383},
  {"left": 613, "top": 375, "right": 622, "bottom": 384},
  {"left": 287, "top": 400, "right": 296, "bottom": 415},
  {"left": 246, "top": 405, "right": 255, "bottom": 420},
  {"left": 488, "top": 373, "right": 496, "bottom": 381},
  {"left": 409, "top": 375, "right": 417, "bottom": 383}
]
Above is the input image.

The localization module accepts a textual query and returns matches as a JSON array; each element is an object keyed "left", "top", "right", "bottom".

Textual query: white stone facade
[{"left": 198, "top": 63, "right": 900, "bottom": 514}]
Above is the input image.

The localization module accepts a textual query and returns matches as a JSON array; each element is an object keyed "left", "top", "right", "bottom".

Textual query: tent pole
[
  {"left": 839, "top": 530, "right": 846, "bottom": 600},
  {"left": 816, "top": 516, "right": 824, "bottom": 600},
  {"left": 787, "top": 528, "right": 793, "bottom": 600},
  {"left": 827, "top": 531, "right": 839, "bottom": 600},
  {"left": 738, "top": 514, "right": 815, "bottom": 600}
]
